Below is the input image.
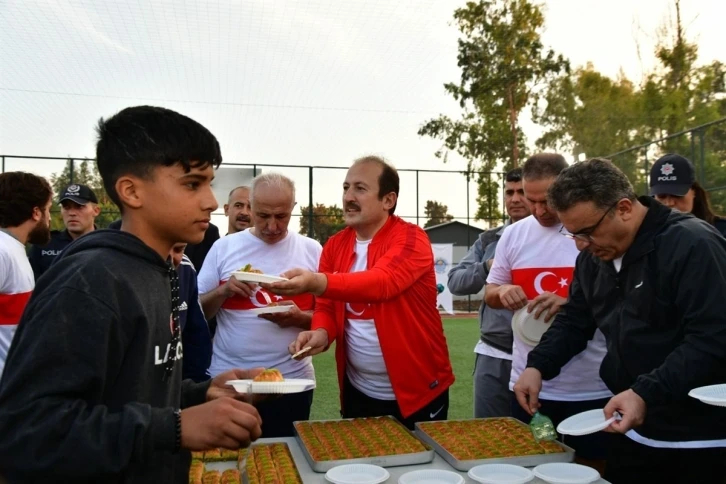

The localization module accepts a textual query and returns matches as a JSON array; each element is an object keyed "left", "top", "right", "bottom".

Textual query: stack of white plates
[
  {"left": 468, "top": 463, "right": 534, "bottom": 483},
  {"left": 398, "top": 469, "right": 464, "bottom": 484},
  {"left": 325, "top": 464, "right": 390, "bottom": 484},
  {"left": 512, "top": 306, "right": 550, "bottom": 346},
  {"left": 532, "top": 463, "right": 600, "bottom": 484}
]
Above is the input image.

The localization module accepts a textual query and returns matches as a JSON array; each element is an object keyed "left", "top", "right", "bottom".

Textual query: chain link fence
[{"left": 602, "top": 117, "right": 726, "bottom": 214}]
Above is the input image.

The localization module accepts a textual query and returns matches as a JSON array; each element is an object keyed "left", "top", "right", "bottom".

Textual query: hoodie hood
[{"left": 57, "top": 228, "right": 170, "bottom": 271}]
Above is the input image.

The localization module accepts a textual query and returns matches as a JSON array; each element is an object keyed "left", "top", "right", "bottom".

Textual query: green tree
[
  {"left": 418, "top": 0, "right": 568, "bottom": 220},
  {"left": 49, "top": 159, "right": 119, "bottom": 229},
  {"left": 423, "top": 200, "right": 455, "bottom": 228},
  {"left": 534, "top": 65, "right": 647, "bottom": 193},
  {"left": 642, "top": 0, "right": 726, "bottom": 210},
  {"left": 535, "top": 0, "right": 725, "bottom": 209},
  {"left": 299, "top": 203, "right": 346, "bottom": 245}
]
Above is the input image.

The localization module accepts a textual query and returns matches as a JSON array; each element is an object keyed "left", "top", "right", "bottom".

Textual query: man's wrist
[{"left": 313, "top": 273, "right": 328, "bottom": 296}]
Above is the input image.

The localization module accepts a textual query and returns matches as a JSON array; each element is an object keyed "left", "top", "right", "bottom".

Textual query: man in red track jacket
[{"left": 264, "top": 156, "right": 454, "bottom": 428}]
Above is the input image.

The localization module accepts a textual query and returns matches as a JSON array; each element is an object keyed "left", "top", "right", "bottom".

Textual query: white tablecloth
[{"left": 252, "top": 436, "right": 612, "bottom": 483}]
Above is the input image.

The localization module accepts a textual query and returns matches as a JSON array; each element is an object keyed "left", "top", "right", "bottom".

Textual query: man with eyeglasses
[
  {"left": 484, "top": 154, "right": 611, "bottom": 469},
  {"left": 514, "top": 159, "right": 726, "bottom": 483}
]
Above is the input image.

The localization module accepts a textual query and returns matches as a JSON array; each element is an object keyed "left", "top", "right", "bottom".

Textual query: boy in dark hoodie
[{"left": 0, "top": 106, "right": 263, "bottom": 483}]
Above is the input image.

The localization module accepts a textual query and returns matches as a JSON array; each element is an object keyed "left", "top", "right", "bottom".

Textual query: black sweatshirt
[
  {"left": 0, "top": 229, "right": 210, "bottom": 483},
  {"left": 528, "top": 197, "right": 726, "bottom": 443}
]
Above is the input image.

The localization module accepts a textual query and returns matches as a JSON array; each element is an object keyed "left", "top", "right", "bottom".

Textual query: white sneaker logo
[
  {"left": 634, "top": 281, "right": 643, "bottom": 289},
  {"left": 429, "top": 405, "right": 445, "bottom": 419}
]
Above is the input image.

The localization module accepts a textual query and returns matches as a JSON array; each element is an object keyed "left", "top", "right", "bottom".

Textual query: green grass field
[{"left": 309, "top": 317, "right": 479, "bottom": 421}]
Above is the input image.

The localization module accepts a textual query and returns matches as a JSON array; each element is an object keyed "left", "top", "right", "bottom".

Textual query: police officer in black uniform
[{"left": 28, "top": 184, "right": 100, "bottom": 280}]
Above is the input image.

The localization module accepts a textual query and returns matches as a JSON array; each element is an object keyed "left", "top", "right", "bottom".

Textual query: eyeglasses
[{"left": 559, "top": 202, "right": 618, "bottom": 243}]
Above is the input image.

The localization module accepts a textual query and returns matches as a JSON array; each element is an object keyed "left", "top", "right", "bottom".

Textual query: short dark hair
[
  {"left": 548, "top": 158, "right": 637, "bottom": 212},
  {"left": 95, "top": 106, "right": 223, "bottom": 210},
  {"left": 0, "top": 172, "right": 52, "bottom": 228},
  {"left": 354, "top": 156, "right": 400, "bottom": 215},
  {"left": 505, "top": 167, "right": 523, "bottom": 183},
  {"left": 522, "top": 153, "right": 568, "bottom": 181}
]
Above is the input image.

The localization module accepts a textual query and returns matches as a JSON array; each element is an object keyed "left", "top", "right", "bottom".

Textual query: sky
[{"left": 1, "top": 0, "right": 724, "bottom": 233}]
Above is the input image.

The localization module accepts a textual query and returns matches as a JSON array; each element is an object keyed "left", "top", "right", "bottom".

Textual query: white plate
[
  {"left": 468, "top": 464, "right": 534, "bottom": 484},
  {"left": 325, "top": 464, "right": 390, "bottom": 484},
  {"left": 231, "top": 271, "right": 288, "bottom": 283},
  {"left": 532, "top": 463, "right": 600, "bottom": 484},
  {"left": 226, "top": 378, "right": 316, "bottom": 394},
  {"left": 398, "top": 470, "right": 464, "bottom": 484},
  {"left": 512, "top": 306, "right": 551, "bottom": 346},
  {"left": 557, "top": 409, "right": 619, "bottom": 436},
  {"left": 246, "top": 305, "right": 292, "bottom": 315},
  {"left": 689, "top": 384, "right": 726, "bottom": 407}
]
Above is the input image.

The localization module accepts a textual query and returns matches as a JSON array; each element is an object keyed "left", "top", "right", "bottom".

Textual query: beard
[{"left": 27, "top": 217, "right": 51, "bottom": 245}]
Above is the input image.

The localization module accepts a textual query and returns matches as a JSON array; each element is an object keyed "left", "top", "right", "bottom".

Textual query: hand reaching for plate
[
  {"left": 497, "top": 284, "right": 528, "bottom": 310},
  {"left": 527, "top": 292, "right": 567, "bottom": 322},
  {"left": 262, "top": 269, "right": 328, "bottom": 296},
  {"left": 257, "top": 301, "right": 311, "bottom": 329},
  {"left": 221, "top": 277, "right": 256, "bottom": 299}
]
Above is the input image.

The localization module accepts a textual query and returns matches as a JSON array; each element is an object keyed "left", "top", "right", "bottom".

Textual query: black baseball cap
[
  {"left": 59, "top": 184, "right": 98, "bottom": 205},
  {"left": 649, "top": 154, "right": 695, "bottom": 197}
]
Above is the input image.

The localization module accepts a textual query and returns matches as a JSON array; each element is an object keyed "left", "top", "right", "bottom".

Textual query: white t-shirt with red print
[
  {"left": 487, "top": 215, "right": 611, "bottom": 401},
  {"left": 198, "top": 230, "right": 322, "bottom": 380},
  {"left": 0, "top": 230, "right": 34, "bottom": 379},
  {"left": 345, "top": 239, "right": 396, "bottom": 400}
]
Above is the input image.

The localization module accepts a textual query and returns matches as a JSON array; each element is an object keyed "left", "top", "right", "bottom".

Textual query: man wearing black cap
[
  {"left": 28, "top": 184, "right": 100, "bottom": 280},
  {"left": 649, "top": 153, "right": 726, "bottom": 237}
]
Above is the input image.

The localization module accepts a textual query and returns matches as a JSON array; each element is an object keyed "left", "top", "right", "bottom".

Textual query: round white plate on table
[
  {"left": 512, "top": 306, "right": 550, "bottom": 346},
  {"left": 226, "top": 379, "right": 316, "bottom": 394},
  {"left": 689, "top": 384, "right": 726, "bottom": 407},
  {"left": 468, "top": 463, "right": 534, "bottom": 484},
  {"left": 398, "top": 469, "right": 464, "bottom": 484},
  {"left": 246, "top": 305, "right": 292, "bottom": 315},
  {"left": 325, "top": 464, "right": 390, "bottom": 484},
  {"left": 557, "top": 409, "right": 620, "bottom": 436},
  {"left": 231, "top": 271, "right": 288, "bottom": 284},
  {"left": 532, "top": 463, "right": 600, "bottom": 484}
]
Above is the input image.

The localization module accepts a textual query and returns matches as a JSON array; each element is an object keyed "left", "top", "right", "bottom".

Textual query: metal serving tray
[
  {"left": 415, "top": 417, "right": 575, "bottom": 471},
  {"left": 200, "top": 442, "right": 303, "bottom": 484},
  {"left": 293, "top": 416, "right": 435, "bottom": 473}
]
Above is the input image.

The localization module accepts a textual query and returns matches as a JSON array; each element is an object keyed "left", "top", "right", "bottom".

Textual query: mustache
[
  {"left": 236, "top": 215, "right": 251, "bottom": 222},
  {"left": 345, "top": 203, "right": 361, "bottom": 211}
]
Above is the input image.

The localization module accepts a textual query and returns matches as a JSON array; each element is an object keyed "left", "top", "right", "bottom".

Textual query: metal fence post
[
  {"left": 416, "top": 170, "right": 420, "bottom": 226},
  {"left": 466, "top": 171, "right": 471, "bottom": 313},
  {"left": 699, "top": 130, "right": 706, "bottom": 185},
  {"left": 69, "top": 159, "right": 74, "bottom": 184},
  {"left": 1, "top": 156, "right": 4, "bottom": 173},
  {"left": 253, "top": 164, "right": 257, "bottom": 177},
  {"left": 309, "top": 167, "right": 314, "bottom": 239},
  {"left": 643, "top": 150, "right": 649, "bottom": 195},
  {"left": 690, "top": 131, "right": 696, "bottom": 165}
]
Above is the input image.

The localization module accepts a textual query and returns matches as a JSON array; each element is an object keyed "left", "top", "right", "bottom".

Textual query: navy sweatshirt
[
  {"left": 177, "top": 254, "right": 213, "bottom": 382},
  {"left": 0, "top": 230, "right": 210, "bottom": 483}
]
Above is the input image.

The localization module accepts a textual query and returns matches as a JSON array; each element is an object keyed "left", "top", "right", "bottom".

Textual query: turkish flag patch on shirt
[
  {"left": 511, "top": 267, "right": 574, "bottom": 300},
  {"left": 220, "top": 283, "right": 314, "bottom": 311}
]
